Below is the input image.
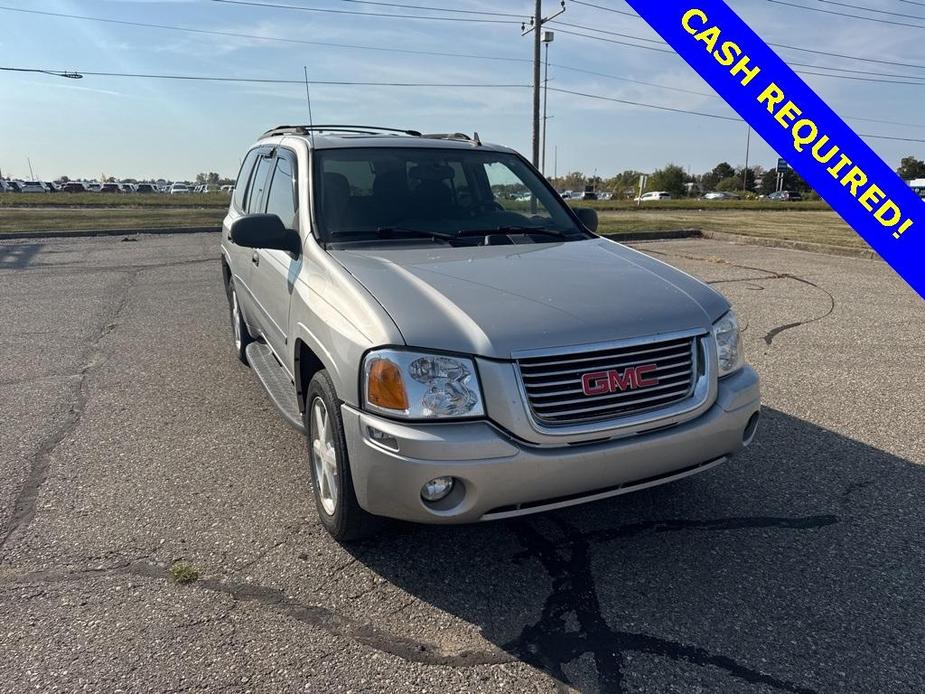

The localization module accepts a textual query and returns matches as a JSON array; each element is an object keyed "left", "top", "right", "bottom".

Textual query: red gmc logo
[{"left": 581, "top": 365, "right": 660, "bottom": 396}]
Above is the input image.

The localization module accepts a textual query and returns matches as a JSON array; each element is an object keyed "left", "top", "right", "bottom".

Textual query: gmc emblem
[{"left": 581, "top": 365, "right": 659, "bottom": 396}]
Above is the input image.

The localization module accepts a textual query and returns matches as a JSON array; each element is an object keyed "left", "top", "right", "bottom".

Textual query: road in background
[{"left": 0, "top": 234, "right": 922, "bottom": 693}]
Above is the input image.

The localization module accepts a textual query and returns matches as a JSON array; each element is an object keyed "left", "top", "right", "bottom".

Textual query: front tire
[{"left": 305, "top": 370, "right": 379, "bottom": 542}]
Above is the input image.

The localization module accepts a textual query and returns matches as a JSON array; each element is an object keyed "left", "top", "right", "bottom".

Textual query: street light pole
[{"left": 742, "top": 125, "right": 751, "bottom": 194}]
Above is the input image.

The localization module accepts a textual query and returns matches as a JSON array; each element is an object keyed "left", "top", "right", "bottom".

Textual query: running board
[{"left": 245, "top": 342, "right": 306, "bottom": 434}]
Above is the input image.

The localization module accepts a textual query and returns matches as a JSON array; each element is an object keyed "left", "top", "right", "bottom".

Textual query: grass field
[
  {"left": 596, "top": 208, "right": 863, "bottom": 248},
  {"left": 0, "top": 199, "right": 861, "bottom": 251},
  {"left": 0, "top": 207, "right": 224, "bottom": 232},
  {"left": 582, "top": 199, "right": 829, "bottom": 212},
  {"left": 0, "top": 192, "right": 230, "bottom": 208}
]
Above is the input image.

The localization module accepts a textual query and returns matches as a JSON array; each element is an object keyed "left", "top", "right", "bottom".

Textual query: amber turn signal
[{"left": 366, "top": 358, "right": 409, "bottom": 411}]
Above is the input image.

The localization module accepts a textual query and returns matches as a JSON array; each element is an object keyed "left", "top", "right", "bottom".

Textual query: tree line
[{"left": 548, "top": 155, "right": 925, "bottom": 199}]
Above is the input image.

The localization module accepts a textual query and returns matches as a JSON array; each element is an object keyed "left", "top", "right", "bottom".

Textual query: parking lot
[{"left": 0, "top": 232, "right": 922, "bottom": 693}]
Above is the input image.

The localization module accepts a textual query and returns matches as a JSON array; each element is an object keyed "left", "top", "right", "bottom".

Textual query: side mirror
[
  {"left": 572, "top": 207, "right": 599, "bottom": 232},
  {"left": 230, "top": 214, "right": 301, "bottom": 254}
]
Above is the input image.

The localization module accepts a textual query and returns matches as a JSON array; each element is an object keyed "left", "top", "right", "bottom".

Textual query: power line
[
  {"left": 552, "top": 27, "right": 675, "bottom": 53},
  {"left": 550, "top": 63, "right": 717, "bottom": 97},
  {"left": 4, "top": 63, "right": 922, "bottom": 140},
  {"left": 549, "top": 19, "right": 663, "bottom": 43},
  {"left": 815, "top": 0, "right": 925, "bottom": 21},
  {"left": 0, "top": 6, "right": 528, "bottom": 63},
  {"left": 331, "top": 0, "right": 524, "bottom": 17},
  {"left": 767, "top": 0, "right": 925, "bottom": 28},
  {"left": 551, "top": 86, "right": 925, "bottom": 141},
  {"left": 568, "top": 0, "right": 639, "bottom": 18},
  {"left": 567, "top": 0, "right": 925, "bottom": 68},
  {"left": 207, "top": 0, "right": 517, "bottom": 23},
  {"left": 555, "top": 24, "right": 925, "bottom": 84},
  {"left": 0, "top": 66, "right": 527, "bottom": 88}
]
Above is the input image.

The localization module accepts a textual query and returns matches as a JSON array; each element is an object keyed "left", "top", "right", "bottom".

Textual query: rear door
[
  {"left": 246, "top": 148, "right": 302, "bottom": 365},
  {"left": 224, "top": 147, "right": 272, "bottom": 318}
]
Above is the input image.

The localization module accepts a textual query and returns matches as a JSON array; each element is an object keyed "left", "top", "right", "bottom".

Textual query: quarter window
[
  {"left": 233, "top": 148, "right": 261, "bottom": 211},
  {"left": 264, "top": 155, "right": 298, "bottom": 228},
  {"left": 246, "top": 156, "right": 274, "bottom": 214}
]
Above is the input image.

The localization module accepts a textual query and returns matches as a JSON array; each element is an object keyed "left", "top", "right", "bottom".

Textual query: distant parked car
[
  {"left": 61, "top": 182, "right": 89, "bottom": 193},
  {"left": 169, "top": 183, "right": 190, "bottom": 194},
  {"left": 220, "top": 184, "right": 234, "bottom": 193},
  {"left": 200, "top": 184, "right": 219, "bottom": 193},
  {"left": 580, "top": 191, "right": 598, "bottom": 201},
  {"left": 702, "top": 191, "right": 740, "bottom": 200},
  {"left": 767, "top": 190, "right": 803, "bottom": 201},
  {"left": 19, "top": 181, "right": 48, "bottom": 193},
  {"left": 100, "top": 183, "right": 122, "bottom": 194},
  {"left": 635, "top": 191, "right": 672, "bottom": 202},
  {"left": 135, "top": 183, "right": 157, "bottom": 194}
]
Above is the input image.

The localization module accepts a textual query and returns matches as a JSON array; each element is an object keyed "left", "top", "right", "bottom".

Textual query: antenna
[{"left": 303, "top": 66, "right": 315, "bottom": 147}]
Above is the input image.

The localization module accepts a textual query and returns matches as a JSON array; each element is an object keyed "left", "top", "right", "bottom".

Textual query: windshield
[{"left": 313, "top": 147, "right": 587, "bottom": 245}]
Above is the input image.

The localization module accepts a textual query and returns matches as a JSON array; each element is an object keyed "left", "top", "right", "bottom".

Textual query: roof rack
[{"left": 260, "top": 124, "right": 422, "bottom": 139}]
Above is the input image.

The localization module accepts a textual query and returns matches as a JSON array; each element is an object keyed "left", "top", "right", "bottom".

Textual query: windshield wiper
[
  {"left": 375, "top": 227, "right": 455, "bottom": 242},
  {"left": 455, "top": 225, "right": 571, "bottom": 239}
]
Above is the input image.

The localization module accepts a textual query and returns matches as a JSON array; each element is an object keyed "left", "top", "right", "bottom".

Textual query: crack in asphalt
[
  {"left": 643, "top": 248, "right": 836, "bottom": 346},
  {"left": 0, "top": 512, "right": 839, "bottom": 689},
  {"left": 0, "top": 268, "right": 141, "bottom": 553},
  {"left": 503, "top": 514, "right": 836, "bottom": 693}
]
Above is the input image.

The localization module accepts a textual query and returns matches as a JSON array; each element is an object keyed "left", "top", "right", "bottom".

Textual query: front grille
[{"left": 517, "top": 335, "right": 698, "bottom": 425}]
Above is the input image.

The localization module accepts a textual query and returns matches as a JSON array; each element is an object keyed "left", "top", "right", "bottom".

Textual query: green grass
[
  {"left": 0, "top": 192, "right": 230, "bottom": 208},
  {"left": 579, "top": 198, "right": 829, "bottom": 212},
  {"left": 0, "top": 207, "right": 224, "bottom": 232},
  {"left": 597, "top": 208, "right": 865, "bottom": 249},
  {"left": 169, "top": 562, "right": 200, "bottom": 585}
]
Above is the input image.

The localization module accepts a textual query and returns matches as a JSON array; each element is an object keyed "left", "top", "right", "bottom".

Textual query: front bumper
[{"left": 342, "top": 366, "right": 760, "bottom": 523}]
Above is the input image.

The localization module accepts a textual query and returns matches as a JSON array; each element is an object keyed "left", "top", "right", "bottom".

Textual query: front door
[{"left": 246, "top": 149, "right": 302, "bottom": 366}]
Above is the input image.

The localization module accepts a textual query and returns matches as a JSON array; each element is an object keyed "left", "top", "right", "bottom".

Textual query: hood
[{"left": 329, "top": 238, "right": 729, "bottom": 359}]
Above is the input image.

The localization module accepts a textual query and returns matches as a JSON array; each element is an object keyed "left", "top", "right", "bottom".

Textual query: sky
[{"left": 0, "top": 0, "right": 923, "bottom": 181}]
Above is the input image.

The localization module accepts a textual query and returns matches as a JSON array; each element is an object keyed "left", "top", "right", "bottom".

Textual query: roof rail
[
  {"left": 421, "top": 132, "right": 471, "bottom": 141},
  {"left": 260, "top": 124, "right": 422, "bottom": 139}
]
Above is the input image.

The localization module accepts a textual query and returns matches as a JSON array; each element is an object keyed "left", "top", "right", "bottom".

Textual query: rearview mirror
[
  {"left": 230, "top": 214, "right": 301, "bottom": 254},
  {"left": 572, "top": 207, "right": 599, "bottom": 233}
]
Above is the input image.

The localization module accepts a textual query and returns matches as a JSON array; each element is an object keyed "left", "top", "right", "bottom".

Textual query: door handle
[{"left": 251, "top": 252, "right": 260, "bottom": 267}]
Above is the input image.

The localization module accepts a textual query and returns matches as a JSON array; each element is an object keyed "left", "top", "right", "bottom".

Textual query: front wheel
[{"left": 305, "top": 370, "right": 379, "bottom": 542}]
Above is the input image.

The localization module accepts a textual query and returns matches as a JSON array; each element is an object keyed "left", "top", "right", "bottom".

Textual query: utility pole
[
  {"left": 541, "top": 31, "right": 554, "bottom": 175},
  {"left": 532, "top": 0, "right": 541, "bottom": 168},
  {"left": 523, "top": 1, "right": 565, "bottom": 169}
]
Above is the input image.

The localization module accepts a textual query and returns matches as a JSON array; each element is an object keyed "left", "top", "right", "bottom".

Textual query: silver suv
[{"left": 220, "top": 125, "right": 760, "bottom": 541}]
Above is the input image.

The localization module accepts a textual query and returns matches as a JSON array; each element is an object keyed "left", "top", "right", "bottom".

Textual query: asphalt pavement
[{"left": 0, "top": 232, "right": 922, "bottom": 693}]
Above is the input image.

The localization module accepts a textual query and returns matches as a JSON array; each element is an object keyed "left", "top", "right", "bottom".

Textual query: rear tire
[
  {"left": 305, "top": 370, "right": 380, "bottom": 542},
  {"left": 227, "top": 279, "right": 252, "bottom": 364}
]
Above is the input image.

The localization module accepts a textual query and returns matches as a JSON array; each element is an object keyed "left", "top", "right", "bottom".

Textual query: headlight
[
  {"left": 713, "top": 310, "right": 744, "bottom": 377},
  {"left": 363, "top": 349, "right": 485, "bottom": 419}
]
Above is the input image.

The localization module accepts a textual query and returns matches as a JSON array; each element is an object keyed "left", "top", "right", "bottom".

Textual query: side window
[
  {"left": 246, "top": 156, "right": 274, "bottom": 214},
  {"left": 233, "top": 149, "right": 260, "bottom": 211},
  {"left": 264, "top": 155, "right": 297, "bottom": 228}
]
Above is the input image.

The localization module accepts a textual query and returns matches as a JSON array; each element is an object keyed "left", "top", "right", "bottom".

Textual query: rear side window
[
  {"left": 264, "top": 155, "right": 297, "bottom": 228},
  {"left": 246, "top": 156, "right": 274, "bottom": 214},
  {"left": 233, "top": 148, "right": 261, "bottom": 211}
]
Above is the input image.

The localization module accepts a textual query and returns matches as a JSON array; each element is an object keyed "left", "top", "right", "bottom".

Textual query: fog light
[{"left": 421, "top": 476, "right": 454, "bottom": 502}]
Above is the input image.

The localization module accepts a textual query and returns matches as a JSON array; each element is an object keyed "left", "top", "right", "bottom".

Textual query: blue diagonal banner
[{"left": 623, "top": 0, "right": 924, "bottom": 299}]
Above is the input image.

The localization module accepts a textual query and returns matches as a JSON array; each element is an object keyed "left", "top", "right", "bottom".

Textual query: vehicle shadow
[
  {"left": 0, "top": 243, "right": 43, "bottom": 269},
  {"left": 346, "top": 407, "right": 924, "bottom": 693}
]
